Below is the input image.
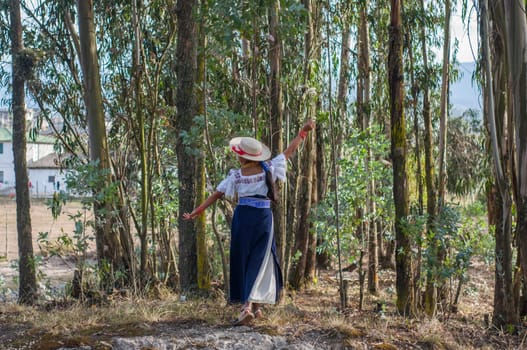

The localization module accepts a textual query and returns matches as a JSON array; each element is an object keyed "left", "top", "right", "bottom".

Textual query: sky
[{"left": 451, "top": 5, "right": 479, "bottom": 63}]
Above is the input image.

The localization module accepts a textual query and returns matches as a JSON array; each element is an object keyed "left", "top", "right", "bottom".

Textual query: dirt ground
[
  {"left": 0, "top": 261, "right": 525, "bottom": 349},
  {"left": 0, "top": 197, "right": 526, "bottom": 349},
  {"left": 0, "top": 197, "right": 91, "bottom": 260}
]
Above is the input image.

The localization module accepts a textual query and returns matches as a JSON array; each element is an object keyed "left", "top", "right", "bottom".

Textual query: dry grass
[
  {"left": 0, "top": 199, "right": 525, "bottom": 348},
  {"left": 0, "top": 267, "right": 526, "bottom": 349}
]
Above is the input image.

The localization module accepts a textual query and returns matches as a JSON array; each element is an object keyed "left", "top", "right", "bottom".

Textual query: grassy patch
[{"left": 0, "top": 269, "right": 524, "bottom": 349}]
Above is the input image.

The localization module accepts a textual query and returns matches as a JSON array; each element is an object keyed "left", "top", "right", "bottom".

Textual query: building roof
[
  {"left": 0, "top": 127, "right": 11, "bottom": 142},
  {"left": 0, "top": 127, "right": 55, "bottom": 144},
  {"left": 27, "top": 152, "right": 61, "bottom": 169}
]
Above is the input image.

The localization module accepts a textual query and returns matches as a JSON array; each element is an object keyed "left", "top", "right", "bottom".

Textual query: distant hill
[{"left": 451, "top": 61, "right": 481, "bottom": 115}]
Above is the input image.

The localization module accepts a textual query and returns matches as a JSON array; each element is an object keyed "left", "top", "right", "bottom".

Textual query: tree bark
[
  {"left": 389, "top": 0, "right": 413, "bottom": 315},
  {"left": 358, "top": 0, "right": 378, "bottom": 295},
  {"left": 196, "top": 2, "right": 211, "bottom": 291},
  {"left": 174, "top": 0, "right": 199, "bottom": 291},
  {"left": 437, "top": 0, "right": 451, "bottom": 206},
  {"left": 289, "top": 0, "right": 316, "bottom": 290},
  {"left": 289, "top": 133, "right": 314, "bottom": 289},
  {"left": 10, "top": 0, "right": 37, "bottom": 305},
  {"left": 132, "top": 0, "right": 150, "bottom": 282},
  {"left": 268, "top": 0, "right": 286, "bottom": 268},
  {"left": 418, "top": 0, "right": 438, "bottom": 316},
  {"left": 77, "top": 0, "right": 130, "bottom": 288},
  {"left": 481, "top": 0, "right": 517, "bottom": 326},
  {"left": 503, "top": 0, "right": 527, "bottom": 303},
  {"left": 407, "top": 27, "right": 423, "bottom": 307}
]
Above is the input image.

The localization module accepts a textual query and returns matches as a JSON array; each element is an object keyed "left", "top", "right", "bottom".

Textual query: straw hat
[{"left": 229, "top": 137, "right": 271, "bottom": 161}]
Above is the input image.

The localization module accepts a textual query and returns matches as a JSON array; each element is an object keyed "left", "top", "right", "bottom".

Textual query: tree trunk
[
  {"left": 268, "top": 0, "right": 286, "bottom": 268},
  {"left": 305, "top": 148, "right": 318, "bottom": 283},
  {"left": 389, "top": 0, "right": 413, "bottom": 315},
  {"left": 418, "top": 0, "right": 438, "bottom": 316},
  {"left": 481, "top": 0, "right": 517, "bottom": 326},
  {"left": 132, "top": 0, "right": 150, "bottom": 282},
  {"left": 196, "top": 3, "right": 210, "bottom": 291},
  {"left": 289, "top": 0, "right": 316, "bottom": 290},
  {"left": 10, "top": 0, "right": 37, "bottom": 305},
  {"left": 437, "top": 0, "right": 451, "bottom": 206},
  {"left": 358, "top": 0, "right": 378, "bottom": 295},
  {"left": 77, "top": 0, "right": 130, "bottom": 289},
  {"left": 503, "top": 0, "right": 527, "bottom": 301},
  {"left": 289, "top": 133, "right": 314, "bottom": 289},
  {"left": 315, "top": 123, "right": 330, "bottom": 269},
  {"left": 433, "top": 0, "right": 451, "bottom": 310},
  {"left": 407, "top": 27, "right": 424, "bottom": 307},
  {"left": 174, "top": 0, "right": 199, "bottom": 292},
  {"left": 336, "top": 10, "right": 351, "bottom": 153}
]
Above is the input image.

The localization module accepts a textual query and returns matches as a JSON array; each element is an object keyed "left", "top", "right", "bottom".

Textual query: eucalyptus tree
[
  {"left": 480, "top": 0, "right": 516, "bottom": 326},
  {"left": 268, "top": 0, "right": 286, "bottom": 268},
  {"left": 288, "top": 0, "right": 318, "bottom": 290},
  {"left": 389, "top": 0, "right": 413, "bottom": 315},
  {"left": 356, "top": 0, "right": 378, "bottom": 296},
  {"left": 368, "top": 1, "right": 396, "bottom": 269},
  {"left": 9, "top": 0, "right": 37, "bottom": 305},
  {"left": 437, "top": 0, "right": 451, "bottom": 206},
  {"left": 424, "top": 0, "right": 452, "bottom": 316},
  {"left": 76, "top": 0, "right": 134, "bottom": 289},
  {"left": 417, "top": 1, "right": 437, "bottom": 285},
  {"left": 502, "top": 0, "right": 527, "bottom": 309},
  {"left": 171, "top": 0, "right": 201, "bottom": 291},
  {"left": 186, "top": 0, "right": 215, "bottom": 292}
]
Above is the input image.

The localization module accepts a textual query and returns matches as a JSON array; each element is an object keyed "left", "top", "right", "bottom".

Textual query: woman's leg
[{"left": 252, "top": 302, "right": 263, "bottom": 318}]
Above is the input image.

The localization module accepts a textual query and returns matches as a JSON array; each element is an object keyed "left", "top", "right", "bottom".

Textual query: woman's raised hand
[{"left": 302, "top": 119, "right": 315, "bottom": 133}]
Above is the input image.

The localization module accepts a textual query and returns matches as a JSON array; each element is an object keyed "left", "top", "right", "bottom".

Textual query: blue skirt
[{"left": 229, "top": 204, "right": 283, "bottom": 304}]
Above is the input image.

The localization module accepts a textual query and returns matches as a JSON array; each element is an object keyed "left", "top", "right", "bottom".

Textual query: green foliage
[
  {"left": 313, "top": 125, "right": 392, "bottom": 265},
  {"left": 64, "top": 160, "right": 119, "bottom": 208},
  {"left": 447, "top": 110, "right": 487, "bottom": 196},
  {"left": 409, "top": 200, "right": 491, "bottom": 305},
  {"left": 459, "top": 200, "right": 494, "bottom": 264}
]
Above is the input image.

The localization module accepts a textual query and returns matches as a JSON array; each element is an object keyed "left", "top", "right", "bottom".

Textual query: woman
[{"left": 183, "top": 119, "right": 315, "bottom": 325}]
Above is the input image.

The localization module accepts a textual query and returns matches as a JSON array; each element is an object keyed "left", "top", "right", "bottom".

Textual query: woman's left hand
[{"left": 182, "top": 212, "right": 194, "bottom": 220}]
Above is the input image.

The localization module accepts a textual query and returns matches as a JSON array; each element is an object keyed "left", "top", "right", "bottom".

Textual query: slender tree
[
  {"left": 503, "top": 0, "right": 527, "bottom": 302},
  {"left": 131, "top": 0, "right": 150, "bottom": 281},
  {"left": 173, "top": 0, "right": 199, "bottom": 291},
  {"left": 418, "top": 0, "right": 438, "bottom": 316},
  {"left": 481, "top": 0, "right": 516, "bottom": 326},
  {"left": 268, "top": 0, "right": 286, "bottom": 267},
  {"left": 423, "top": 0, "right": 452, "bottom": 316},
  {"left": 289, "top": 0, "right": 317, "bottom": 290},
  {"left": 407, "top": 26, "right": 424, "bottom": 308},
  {"left": 389, "top": 0, "right": 413, "bottom": 315},
  {"left": 196, "top": 0, "right": 210, "bottom": 291},
  {"left": 437, "top": 0, "right": 451, "bottom": 205},
  {"left": 10, "top": 0, "right": 37, "bottom": 305},
  {"left": 77, "top": 0, "right": 131, "bottom": 289},
  {"left": 357, "top": 0, "right": 378, "bottom": 295}
]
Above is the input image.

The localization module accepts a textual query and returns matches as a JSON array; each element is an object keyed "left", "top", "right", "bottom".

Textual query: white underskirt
[{"left": 248, "top": 219, "right": 276, "bottom": 304}]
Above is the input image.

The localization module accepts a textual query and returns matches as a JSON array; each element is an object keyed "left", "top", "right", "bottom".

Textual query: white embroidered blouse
[{"left": 216, "top": 153, "right": 287, "bottom": 199}]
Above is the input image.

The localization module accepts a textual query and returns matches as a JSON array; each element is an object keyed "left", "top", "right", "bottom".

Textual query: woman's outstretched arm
[
  {"left": 283, "top": 119, "right": 316, "bottom": 160},
  {"left": 182, "top": 191, "right": 224, "bottom": 220}
]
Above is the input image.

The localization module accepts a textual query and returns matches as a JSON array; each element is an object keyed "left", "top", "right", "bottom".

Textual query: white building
[{"left": 0, "top": 126, "right": 67, "bottom": 197}]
